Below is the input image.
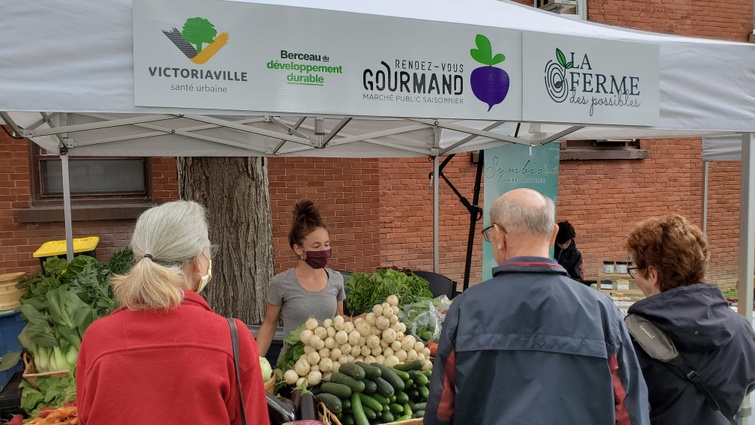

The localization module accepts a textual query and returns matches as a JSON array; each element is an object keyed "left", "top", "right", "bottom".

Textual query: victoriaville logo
[
  {"left": 469, "top": 34, "right": 510, "bottom": 111},
  {"left": 162, "top": 17, "right": 228, "bottom": 65}
]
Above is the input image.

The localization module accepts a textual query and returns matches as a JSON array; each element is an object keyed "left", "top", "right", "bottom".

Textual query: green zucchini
[
  {"left": 374, "top": 364, "right": 405, "bottom": 391},
  {"left": 362, "top": 378, "right": 377, "bottom": 394},
  {"left": 362, "top": 405, "right": 377, "bottom": 421},
  {"left": 409, "top": 370, "right": 429, "bottom": 386},
  {"left": 331, "top": 373, "right": 365, "bottom": 393},
  {"left": 321, "top": 382, "right": 353, "bottom": 399},
  {"left": 388, "top": 403, "right": 405, "bottom": 415},
  {"left": 393, "top": 360, "right": 424, "bottom": 371},
  {"left": 339, "top": 363, "right": 367, "bottom": 380},
  {"left": 315, "top": 393, "right": 343, "bottom": 415},
  {"left": 369, "top": 392, "right": 390, "bottom": 406},
  {"left": 390, "top": 368, "right": 411, "bottom": 381},
  {"left": 419, "top": 385, "right": 429, "bottom": 400},
  {"left": 355, "top": 362, "right": 382, "bottom": 380},
  {"left": 380, "top": 410, "right": 395, "bottom": 423},
  {"left": 351, "top": 392, "right": 369, "bottom": 425},
  {"left": 374, "top": 377, "right": 395, "bottom": 398},
  {"left": 358, "top": 393, "right": 384, "bottom": 413}
]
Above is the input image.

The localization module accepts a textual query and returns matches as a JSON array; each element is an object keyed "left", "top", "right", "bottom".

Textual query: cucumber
[
  {"left": 409, "top": 370, "right": 429, "bottom": 386},
  {"left": 374, "top": 364, "right": 405, "bottom": 391},
  {"left": 339, "top": 363, "right": 367, "bottom": 380},
  {"left": 331, "top": 373, "right": 366, "bottom": 393},
  {"left": 404, "top": 378, "right": 414, "bottom": 388},
  {"left": 410, "top": 402, "right": 427, "bottom": 412},
  {"left": 394, "top": 391, "right": 409, "bottom": 405},
  {"left": 315, "top": 393, "right": 343, "bottom": 415},
  {"left": 413, "top": 410, "right": 425, "bottom": 418},
  {"left": 419, "top": 385, "right": 429, "bottom": 400},
  {"left": 362, "top": 378, "right": 377, "bottom": 394},
  {"left": 358, "top": 393, "right": 384, "bottom": 413},
  {"left": 389, "top": 403, "right": 405, "bottom": 415},
  {"left": 390, "top": 368, "right": 410, "bottom": 381},
  {"left": 362, "top": 405, "right": 377, "bottom": 421},
  {"left": 351, "top": 392, "right": 369, "bottom": 425},
  {"left": 355, "top": 362, "right": 382, "bottom": 380},
  {"left": 395, "top": 414, "right": 412, "bottom": 421},
  {"left": 380, "top": 410, "right": 395, "bottom": 423},
  {"left": 403, "top": 403, "right": 413, "bottom": 416},
  {"left": 393, "top": 360, "right": 424, "bottom": 371},
  {"left": 408, "top": 388, "right": 420, "bottom": 401},
  {"left": 374, "top": 377, "right": 395, "bottom": 398},
  {"left": 369, "top": 392, "right": 389, "bottom": 406},
  {"left": 342, "top": 398, "right": 352, "bottom": 410},
  {"left": 421, "top": 369, "right": 432, "bottom": 378},
  {"left": 342, "top": 415, "right": 356, "bottom": 425},
  {"left": 321, "top": 382, "right": 353, "bottom": 399}
]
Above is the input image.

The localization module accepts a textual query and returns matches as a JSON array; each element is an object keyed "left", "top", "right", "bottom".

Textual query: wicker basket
[
  {"left": 0, "top": 272, "right": 26, "bottom": 311},
  {"left": 22, "top": 352, "right": 70, "bottom": 388},
  {"left": 317, "top": 402, "right": 423, "bottom": 425},
  {"left": 264, "top": 376, "right": 275, "bottom": 394}
]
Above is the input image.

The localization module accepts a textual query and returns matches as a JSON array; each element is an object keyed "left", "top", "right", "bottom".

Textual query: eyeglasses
[
  {"left": 481, "top": 223, "right": 507, "bottom": 242},
  {"left": 208, "top": 243, "right": 219, "bottom": 259},
  {"left": 627, "top": 266, "right": 646, "bottom": 279}
]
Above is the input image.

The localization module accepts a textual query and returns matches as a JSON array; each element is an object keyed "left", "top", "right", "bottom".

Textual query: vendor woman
[{"left": 257, "top": 199, "right": 346, "bottom": 364}]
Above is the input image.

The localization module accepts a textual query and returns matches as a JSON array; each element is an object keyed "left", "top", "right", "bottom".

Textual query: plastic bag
[{"left": 399, "top": 295, "right": 452, "bottom": 343}]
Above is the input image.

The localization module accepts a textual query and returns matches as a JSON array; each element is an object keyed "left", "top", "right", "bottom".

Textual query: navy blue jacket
[
  {"left": 424, "top": 257, "right": 649, "bottom": 425},
  {"left": 627, "top": 284, "right": 755, "bottom": 425}
]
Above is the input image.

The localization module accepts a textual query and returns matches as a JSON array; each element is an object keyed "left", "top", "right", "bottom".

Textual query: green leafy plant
[
  {"left": 470, "top": 34, "right": 506, "bottom": 66},
  {"left": 345, "top": 268, "right": 433, "bottom": 314}
]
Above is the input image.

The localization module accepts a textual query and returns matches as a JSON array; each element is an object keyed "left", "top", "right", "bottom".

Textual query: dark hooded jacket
[
  {"left": 554, "top": 240, "right": 584, "bottom": 282},
  {"left": 627, "top": 284, "right": 755, "bottom": 425}
]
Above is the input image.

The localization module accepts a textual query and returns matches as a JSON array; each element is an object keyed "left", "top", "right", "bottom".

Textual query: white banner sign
[
  {"left": 522, "top": 32, "right": 659, "bottom": 126},
  {"left": 132, "top": 0, "right": 523, "bottom": 120}
]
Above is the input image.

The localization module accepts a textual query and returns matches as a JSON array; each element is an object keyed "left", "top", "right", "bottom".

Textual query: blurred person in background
[{"left": 554, "top": 220, "right": 584, "bottom": 282}]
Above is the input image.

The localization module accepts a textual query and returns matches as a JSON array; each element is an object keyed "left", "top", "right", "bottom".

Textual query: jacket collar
[
  {"left": 492, "top": 256, "right": 568, "bottom": 277},
  {"left": 182, "top": 289, "right": 214, "bottom": 311}
]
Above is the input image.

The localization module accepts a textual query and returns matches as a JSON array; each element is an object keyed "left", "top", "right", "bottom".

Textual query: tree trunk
[{"left": 178, "top": 157, "right": 273, "bottom": 325}]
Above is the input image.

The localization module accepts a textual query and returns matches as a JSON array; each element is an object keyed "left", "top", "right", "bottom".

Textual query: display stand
[{"left": 595, "top": 272, "right": 645, "bottom": 315}]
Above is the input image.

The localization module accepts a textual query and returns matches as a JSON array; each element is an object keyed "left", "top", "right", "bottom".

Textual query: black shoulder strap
[
  {"left": 625, "top": 314, "right": 737, "bottom": 424},
  {"left": 228, "top": 318, "right": 248, "bottom": 425}
]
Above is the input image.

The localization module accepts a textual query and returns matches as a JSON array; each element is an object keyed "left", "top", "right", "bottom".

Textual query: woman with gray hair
[{"left": 76, "top": 200, "right": 268, "bottom": 425}]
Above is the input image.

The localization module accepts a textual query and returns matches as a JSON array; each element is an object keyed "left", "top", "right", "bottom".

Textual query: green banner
[{"left": 482, "top": 142, "right": 561, "bottom": 281}]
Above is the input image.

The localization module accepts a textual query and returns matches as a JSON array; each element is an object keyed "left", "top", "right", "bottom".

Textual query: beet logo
[
  {"left": 469, "top": 34, "right": 510, "bottom": 111},
  {"left": 544, "top": 48, "right": 573, "bottom": 103}
]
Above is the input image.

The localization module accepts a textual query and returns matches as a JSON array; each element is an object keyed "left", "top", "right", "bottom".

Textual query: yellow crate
[{"left": 33, "top": 236, "right": 100, "bottom": 258}]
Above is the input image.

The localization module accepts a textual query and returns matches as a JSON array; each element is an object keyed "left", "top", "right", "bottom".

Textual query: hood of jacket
[{"left": 628, "top": 283, "right": 736, "bottom": 352}]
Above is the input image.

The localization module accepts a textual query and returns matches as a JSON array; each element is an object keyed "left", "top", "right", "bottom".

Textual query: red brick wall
[
  {"left": 0, "top": 131, "right": 179, "bottom": 277},
  {"left": 267, "top": 157, "right": 382, "bottom": 275},
  {"left": 705, "top": 161, "right": 742, "bottom": 287}
]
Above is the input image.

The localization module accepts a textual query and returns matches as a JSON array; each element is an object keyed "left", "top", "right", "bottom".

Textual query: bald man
[{"left": 424, "top": 188, "right": 649, "bottom": 425}]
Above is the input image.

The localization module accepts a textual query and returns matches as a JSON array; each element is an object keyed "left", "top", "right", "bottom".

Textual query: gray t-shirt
[{"left": 268, "top": 267, "right": 346, "bottom": 363}]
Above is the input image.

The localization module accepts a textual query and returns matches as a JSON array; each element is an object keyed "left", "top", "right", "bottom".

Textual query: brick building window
[
  {"left": 560, "top": 139, "right": 649, "bottom": 161},
  {"left": 29, "top": 143, "right": 151, "bottom": 204}
]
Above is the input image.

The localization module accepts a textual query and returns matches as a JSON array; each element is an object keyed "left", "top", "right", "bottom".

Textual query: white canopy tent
[{"left": 1, "top": 0, "right": 754, "bottom": 327}]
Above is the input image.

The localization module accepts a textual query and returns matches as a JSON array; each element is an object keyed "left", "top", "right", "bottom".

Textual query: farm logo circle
[
  {"left": 162, "top": 17, "right": 228, "bottom": 64},
  {"left": 469, "top": 34, "right": 510, "bottom": 111},
  {"left": 544, "top": 48, "right": 571, "bottom": 103}
]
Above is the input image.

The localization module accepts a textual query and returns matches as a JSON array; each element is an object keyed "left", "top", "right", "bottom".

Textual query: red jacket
[{"left": 76, "top": 290, "right": 269, "bottom": 425}]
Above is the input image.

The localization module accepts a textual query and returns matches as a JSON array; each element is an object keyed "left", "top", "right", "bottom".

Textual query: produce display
[
  {"left": 15, "top": 248, "right": 132, "bottom": 416},
  {"left": 317, "top": 360, "right": 431, "bottom": 424},
  {"left": 344, "top": 269, "right": 433, "bottom": 315},
  {"left": 272, "top": 294, "right": 436, "bottom": 424}
]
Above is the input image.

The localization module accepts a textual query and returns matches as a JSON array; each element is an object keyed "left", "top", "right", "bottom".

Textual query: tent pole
[
  {"left": 738, "top": 133, "right": 754, "bottom": 424},
  {"left": 703, "top": 161, "right": 709, "bottom": 234},
  {"left": 433, "top": 128, "right": 440, "bottom": 274},
  {"left": 61, "top": 150, "right": 74, "bottom": 262}
]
